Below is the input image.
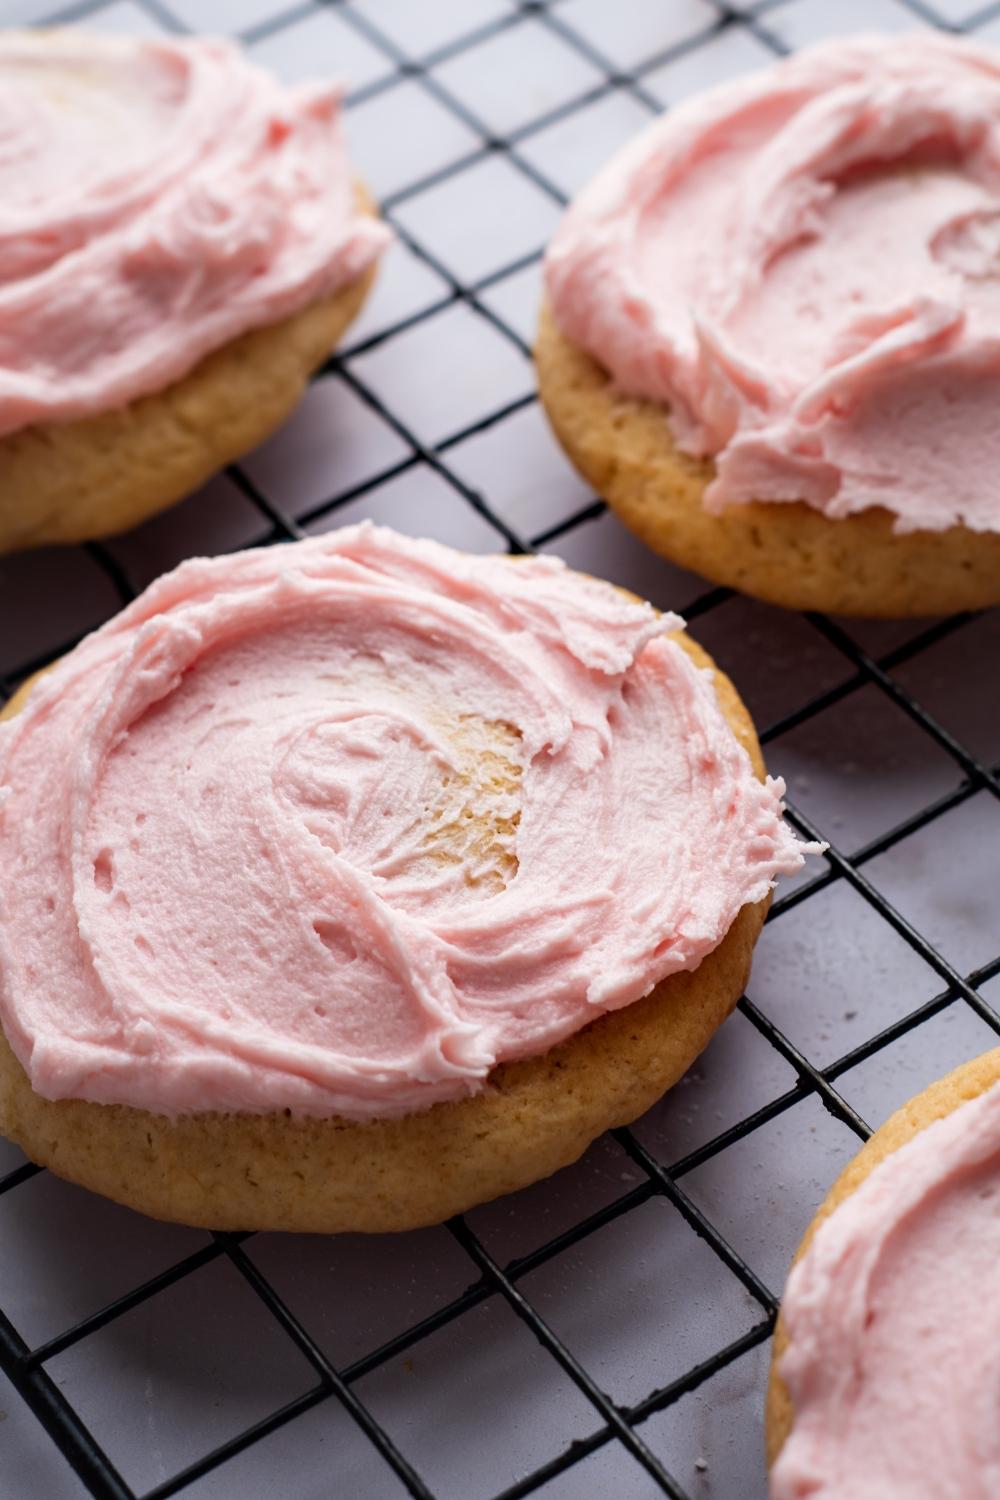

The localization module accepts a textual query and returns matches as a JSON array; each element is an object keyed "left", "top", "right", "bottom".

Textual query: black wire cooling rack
[{"left": 3, "top": 1, "right": 1000, "bottom": 1497}]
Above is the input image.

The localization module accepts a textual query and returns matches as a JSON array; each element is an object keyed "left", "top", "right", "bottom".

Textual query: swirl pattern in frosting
[
  {"left": 773, "top": 1076, "right": 1000, "bottom": 1499},
  {"left": 0, "top": 526, "right": 807, "bottom": 1119},
  {"left": 545, "top": 33, "right": 1000, "bottom": 533},
  {"left": 0, "top": 31, "right": 389, "bottom": 437}
]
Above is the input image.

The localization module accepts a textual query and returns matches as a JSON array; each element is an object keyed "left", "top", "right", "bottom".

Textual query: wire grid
[{"left": 2, "top": 0, "right": 1000, "bottom": 1496}]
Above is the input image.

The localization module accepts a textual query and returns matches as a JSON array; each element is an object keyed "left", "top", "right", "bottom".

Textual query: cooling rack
[{"left": 2, "top": 0, "right": 1000, "bottom": 1496}]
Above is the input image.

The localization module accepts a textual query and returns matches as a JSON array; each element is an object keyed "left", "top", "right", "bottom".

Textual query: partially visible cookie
[
  {"left": 538, "top": 34, "right": 1000, "bottom": 617},
  {"left": 0, "top": 265, "right": 375, "bottom": 555},
  {"left": 767, "top": 1048, "right": 1000, "bottom": 1493},
  {"left": 0, "top": 31, "right": 389, "bottom": 554},
  {"left": 536, "top": 305, "right": 1000, "bottom": 618}
]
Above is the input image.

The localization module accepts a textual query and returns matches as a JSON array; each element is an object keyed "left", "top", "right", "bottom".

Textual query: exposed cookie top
[
  {"left": 545, "top": 32, "right": 1000, "bottom": 534},
  {"left": 772, "top": 1070, "right": 1000, "bottom": 1499},
  {"left": 0, "top": 524, "right": 807, "bottom": 1120},
  {"left": 0, "top": 30, "right": 388, "bottom": 435}
]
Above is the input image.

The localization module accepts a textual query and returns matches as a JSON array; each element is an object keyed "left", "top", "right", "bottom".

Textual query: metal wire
[{"left": 2, "top": 0, "right": 999, "bottom": 1496}]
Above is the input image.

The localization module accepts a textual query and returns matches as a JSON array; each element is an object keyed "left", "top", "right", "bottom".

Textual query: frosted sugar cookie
[
  {"left": 0, "top": 31, "right": 388, "bottom": 554},
  {"left": 538, "top": 34, "right": 1000, "bottom": 616},
  {"left": 768, "top": 1049, "right": 1000, "bottom": 1496},
  {"left": 0, "top": 525, "right": 811, "bottom": 1231}
]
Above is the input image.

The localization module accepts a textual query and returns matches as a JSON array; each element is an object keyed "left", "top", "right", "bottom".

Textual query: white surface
[
  {"left": 345, "top": 80, "right": 482, "bottom": 201},
  {"left": 554, "top": 0, "right": 717, "bottom": 70},
  {"left": 76, "top": 2, "right": 169, "bottom": 38},
  {"left": 762, "top": 0, "right": 929, "bottom": 47},
  {"left": 644, "top": 26, "right": 775, "bottom": 105},
  {"left": 348, "top": 303, "right": 532, "bottom": 446},
  {"left": 432, "top": 19, "right": 605, "bottom": 136},
  {"left": 3, "top": 4, "right": 999, "bottom": 1500},
  {"left": 349, "top": 0, "right": 509, "bottom": 60},
  {"left": 389, "top": 156, "right": 562, "bottom": 282},
  {"left": 247, "top": 8, "right": 394, "bottom": 90},
  {"left": 519, "top": 87, "right": 654, "bottom": 199},
  {"left": 161, "top": 0, "right": 305, "bottom": 35}
]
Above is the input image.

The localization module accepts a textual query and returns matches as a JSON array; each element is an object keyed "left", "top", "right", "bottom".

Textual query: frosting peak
[
  {"left": 0, "top": 31, "right": 389, "bottom": 436},
  {"left": 545, "top": 33, "right": 1000, "bottom": 533},
  {"left": 0, "top": 526, "right": 806, "bottom": 1120}
]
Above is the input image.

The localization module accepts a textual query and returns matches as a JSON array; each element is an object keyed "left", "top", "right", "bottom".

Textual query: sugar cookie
[{"left": 0, "top": 526, "right": 811, "bottom": 1231}]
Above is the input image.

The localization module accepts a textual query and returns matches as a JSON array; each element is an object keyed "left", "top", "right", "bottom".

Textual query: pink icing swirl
[
  {"left": 773, "top": 1076, "right": 1000, "bottom": 1500},
  {"left": 0, "top": 526, "right": 807, "bottom": 1120},
  {"left": 545, "top": 33, "right": 1000, "bottom": 533},
  {"left": 0, "top": 31, "right": 389, "bottom": 437}
]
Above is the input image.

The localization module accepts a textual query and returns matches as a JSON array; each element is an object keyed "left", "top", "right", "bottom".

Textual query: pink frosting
[
  {"left": 0, "top": 31, "right": 389, "bottom": 437},
  {"left": 772, "top": 1076, "right": 1000, "bottom": 1500},
  {"left": 0, "top": 525, "right": 807, "bottom": 1120},
  {"left": 545, "top": 33, "right": 1000, "bottom": 533}
]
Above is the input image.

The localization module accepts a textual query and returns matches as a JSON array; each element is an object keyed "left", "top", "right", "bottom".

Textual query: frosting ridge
[
  {"left": 545, "top": 33, "right": 1000, "bottom": 533},
  {"left": 772, "top": 1077, "right": 1000, "bottom": 1499},
  {"left": 0, "top": 31, "right": 389, "bottom": 436},
  {"left": 0, "top": 525, "right": 806, "bottom": 1120}
]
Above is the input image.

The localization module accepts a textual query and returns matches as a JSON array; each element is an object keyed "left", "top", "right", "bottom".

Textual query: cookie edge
[
  {"left": 766, "top": 1045, "right": 1000, "bottom": 1470},
  {"left": 535, "top": 301, "right": 1000, "bottom": 618},
  {"left": 0, "top": 627, "right": 774, "bottom": 1234},
  {"left": 0, "top": 193, "right": 381, "bottom": 555}
]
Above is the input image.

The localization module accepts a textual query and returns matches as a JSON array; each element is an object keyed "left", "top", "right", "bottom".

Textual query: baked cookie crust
[
  {"left": 0, "top": 633, "right": 771, "bottom": 1234},
  {"left": 536, "top": 303, "right": 1000, "bottom": 618},
  {"left": 0, "top": 247, "right": 376, "bottom": 557},
  {"left": 766, "top": 1046, "right": 1000, "bottom": 1468}
]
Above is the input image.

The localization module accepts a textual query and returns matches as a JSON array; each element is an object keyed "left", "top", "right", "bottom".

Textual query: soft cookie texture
[
  {"left": 0, "top": 32, "right": 388, "bottom": 553},
  {"left": 536, "top": 304, "right": 1000, "bottom": 617},
  {"left": 539, "top": 33, "right": 1000, "bottom": 616},
  {"left": 766, "top": 1048, "right": 1000, "bottom": 1495},
  {"left": 0, "top": 894, "right": 763, "bottom": 1234},
  {"left": 0, "top": 270, "right": 374, "bottom": 554},
  {"left": 0, "top": 528, "right": 805, "bottom": 1232}
]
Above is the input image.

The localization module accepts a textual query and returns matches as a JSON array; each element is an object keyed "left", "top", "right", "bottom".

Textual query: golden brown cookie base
[
  {"left": 766, "top": 1046, "right": 1000, "bottom": 1470},
  {"left": 0, "top": 633, "right": 770, "bottom": 1234},
  {"left": 0, "top": 241, "right": 377, "bottom": 556},
  {"left": 536, "top": 303, "right": 1000, "bottom": 618}
]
